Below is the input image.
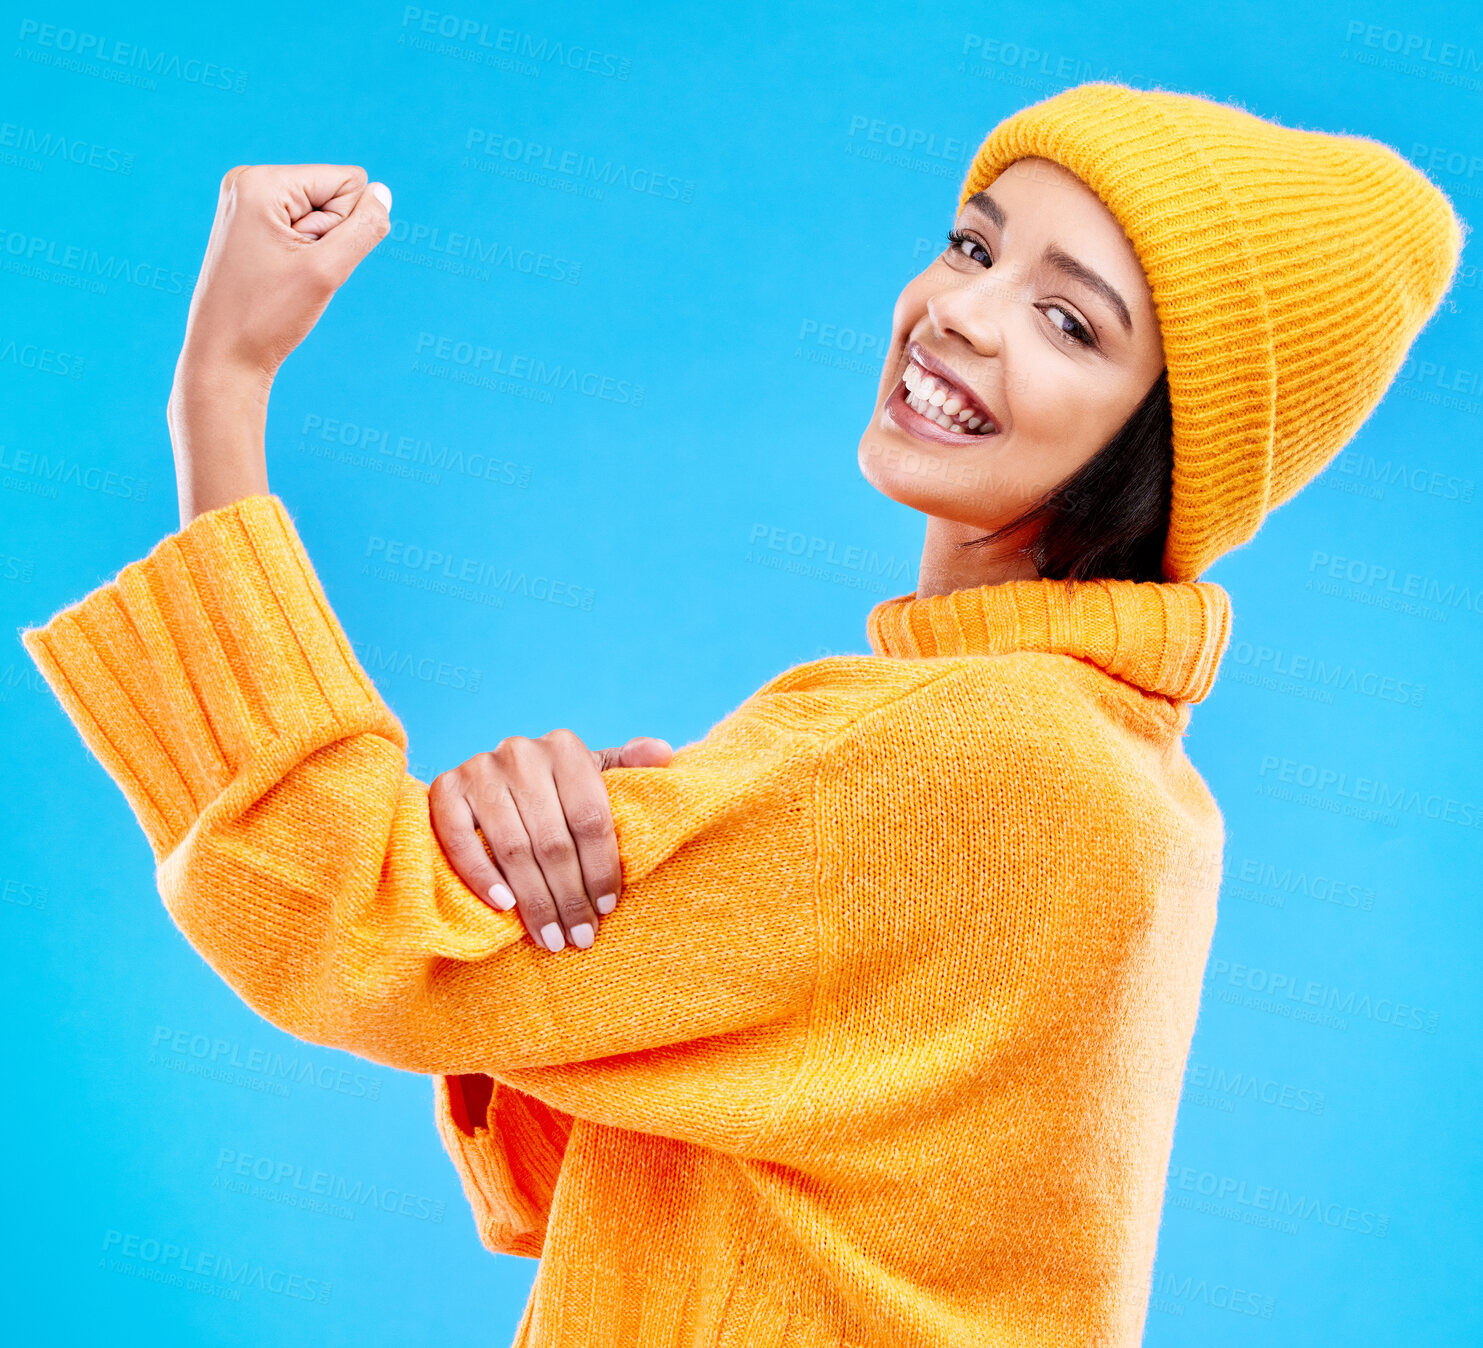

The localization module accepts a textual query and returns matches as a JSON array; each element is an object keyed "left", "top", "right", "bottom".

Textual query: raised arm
[
  {"left": 25, "top": 161, "right": 937, "bottom": 1259},
  {"left": 167, "top": 162, "right": 391, "bottom": 524}
]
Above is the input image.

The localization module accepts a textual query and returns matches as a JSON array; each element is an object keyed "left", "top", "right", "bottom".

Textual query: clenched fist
[
  {"left": 181, "top": 163, "right": 391, "bottom": 380},
  {"left": 168, "top": 163, "right": 392, "bottom": 524}
]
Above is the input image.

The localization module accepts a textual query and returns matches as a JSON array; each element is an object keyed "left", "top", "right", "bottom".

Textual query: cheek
[{"left": 1005, "top": 346, "right": 1109, "bottom": 434}]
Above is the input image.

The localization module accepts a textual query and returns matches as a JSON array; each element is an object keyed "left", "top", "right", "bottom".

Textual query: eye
[
  {"left": 1042, "top": 302, "right": 1095, "bottom": 348},
  {"left": 944, "top": 227, "right": 990, "bottom": 267},
  {"left": 944, "top": 229, "right": 1099, "bottom": 351}
]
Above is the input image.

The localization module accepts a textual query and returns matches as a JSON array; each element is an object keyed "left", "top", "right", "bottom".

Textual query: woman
[{"left": 22, "top": 82, "right": 1460, "bottom": 1346}]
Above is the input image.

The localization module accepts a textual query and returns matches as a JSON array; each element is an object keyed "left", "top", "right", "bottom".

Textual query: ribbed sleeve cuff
[{"left": 19, "top": 493, "right": 402, "bottom": 862}]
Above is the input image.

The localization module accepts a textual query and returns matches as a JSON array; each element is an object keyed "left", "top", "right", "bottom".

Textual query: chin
[{"left": 857, "top": 445, "right": 968, "bottom": 522}]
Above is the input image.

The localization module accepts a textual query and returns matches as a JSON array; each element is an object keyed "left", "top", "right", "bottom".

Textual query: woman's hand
[
  {"left": 168, "top": 163, "right": 392, "bottom": 524},
  {"left": 178, "top": 162, "right": 391, "bottom": 381},
  {"left": 430, "top": 732, "right": 675, "bottom": 953}
]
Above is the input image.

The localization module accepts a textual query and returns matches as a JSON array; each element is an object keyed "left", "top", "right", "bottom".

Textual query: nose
[{"left": 926, "top": 265, "right": 1014, "bottom": 361}]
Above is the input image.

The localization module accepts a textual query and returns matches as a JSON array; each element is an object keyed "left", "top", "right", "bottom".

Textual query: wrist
[
  {"left": 170, "top": 346, "right": 273, "bottom": 416},
  {"left": 169, "top": 352, "right": 275, "bottom": 528}
]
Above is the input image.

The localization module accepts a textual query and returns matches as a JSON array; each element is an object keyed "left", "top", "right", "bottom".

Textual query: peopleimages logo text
[
  {"left": 0, "top": 120, "right": 134, "bottom": 173},
  {"left": 149, "top": 1026, "right": 383, "bottom": 1099},
  {"left": 214, "top": 1149, "right": 446, "bottom": 1223},
  {"left": 0, "top": 226, "right": 194, "bottom": 294},
  {"left": 1258, "top": 752, "right": 1483, "bottom": 830},
  {"left": 365, "top": 535, "right": 597, "bottom": 611},
  {"left": 101, "top": 1230, "right": 330, "bottom": 1301},
  {"left": 16, "top": 20, "right": 249, "bottom": 92},
  {"left": 1307, "top": 548, "right": 1483, "bottom": 618},
  {"left": 1165, "top": 1164, "right": 1390, "bottom": 1237},
  {"left": 413, "top": 332, "right": 644, "bottom": 405},
  {"left": 1204, "top": 958, "right": 1439, "bottom": 1033},
  {"left": 399, "top": 9, "right": 631, "bottom": 78},
  {"left": 463, "top": 129, "right": 694, "bottom": 201}
]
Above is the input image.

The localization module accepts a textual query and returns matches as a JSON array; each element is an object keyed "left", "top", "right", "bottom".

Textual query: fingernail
[
  {"left": 571, "top": 923, "right": 594, "bottom": 949},
  {"left": 595, "top": 893, "right": 616, "bottom": 915},
  {"left": 488, "top": 883, "right": 515, "bottom": 910},
  {"left": 369, "top": 182, "right": 392, "bottom": 212},
  {"left": 540, "top": 922, "right": 564, "bottom": 951}
]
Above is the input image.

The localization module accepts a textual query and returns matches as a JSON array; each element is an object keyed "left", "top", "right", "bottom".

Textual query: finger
[
  {"left": 428, "top": 782, "right": 512, "bottom": 912},
  {"left": 218, "top": 164, "right": 253, "bottom": 196},
  {"left": 622, "top": 736, "right": 674, "bottom": 767},
  {"left": 591, "top": 736, "right": 674, "bottom": 770},
  {"left": 280, "top": 163, "right": 369, "bottom": 224},
  {"left": 291, "top": 175, "right": 383, "bottom": 239},
  {"left": 313, "top": 179, "right": 391, "bottom": 287},
  {"left": 549, "top": 739, "right": 625, "bottom": 918},
  {"left": 291, "top": 190, "right": 363, "bottom": 239},
  {"left": 505, "top": 755, "right": 602, "bottom": 950},
  {"left": 222, "top": 163, "right": 367, "bottom": 237},
  {"left": 469, "top": 776, "right": 570, "bottom": 953}
]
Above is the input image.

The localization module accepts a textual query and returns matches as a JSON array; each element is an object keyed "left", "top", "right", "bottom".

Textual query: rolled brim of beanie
[{"left": 958, "top": 82, "right": 1465, "bottom": 582}]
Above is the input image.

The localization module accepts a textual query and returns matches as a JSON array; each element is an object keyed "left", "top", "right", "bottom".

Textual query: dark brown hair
[{"left": 960, "top": 369, "right": 1173, "bottom": 582}]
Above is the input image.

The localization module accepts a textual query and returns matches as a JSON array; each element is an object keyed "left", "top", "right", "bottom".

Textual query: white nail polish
[
  {"left": 488, "top": 883, "right": 515, "bottom": 910},
  {"left": 540, "top": 922, "right": 564, "bottom": 951},
  {"left": 596, "top": 893, "right": 616, "bottom": 915}
]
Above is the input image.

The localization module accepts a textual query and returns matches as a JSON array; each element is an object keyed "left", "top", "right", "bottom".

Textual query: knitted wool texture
[
  {"left": 24, "top": 494, "right": 1233, "bottom": 1347},
  {"left": 962, "top": 82, "right": 1466, "bottom": 582}
]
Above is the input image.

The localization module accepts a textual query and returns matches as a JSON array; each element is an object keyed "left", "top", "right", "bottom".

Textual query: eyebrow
[{"left": 963, "top": 191, "right": 1133, "bottom": 336}]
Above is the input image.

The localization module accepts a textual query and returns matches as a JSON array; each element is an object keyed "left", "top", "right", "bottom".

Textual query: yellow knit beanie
[{"left": 961, "top": 82, "right": 1467, "bottom": 583}]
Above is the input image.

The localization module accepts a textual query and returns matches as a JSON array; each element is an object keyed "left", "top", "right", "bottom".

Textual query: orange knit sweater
[{"left": 22, "top": 493, "right": 1233, "bottom": 1347}]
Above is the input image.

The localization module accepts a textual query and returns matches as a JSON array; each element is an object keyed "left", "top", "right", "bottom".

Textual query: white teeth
[{"left": 900, "top": 357, "right": 995, "bottom": 435}]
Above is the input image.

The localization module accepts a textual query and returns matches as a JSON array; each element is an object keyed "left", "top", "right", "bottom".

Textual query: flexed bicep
[{"left": 20, "top": 492, "right": 824, "bottom": 1088}]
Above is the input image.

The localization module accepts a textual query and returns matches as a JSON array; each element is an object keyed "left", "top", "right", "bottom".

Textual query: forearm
[
  {"left": 24, "top": 487, "right": 838, "bottom": 1138},
  {"left": 167, "top": 350, "right": 274, "bottom": 527},
  {"left": 20, "top": 490, "right": 529, "bottom": 1074},
  {"left": 162, "top": 724, "right": 534, "bottom": 1075}
]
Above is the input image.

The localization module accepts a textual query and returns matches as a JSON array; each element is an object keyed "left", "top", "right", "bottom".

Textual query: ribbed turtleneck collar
[{"left": 866, "top": 576, "right": 1234, "bottom": 704}]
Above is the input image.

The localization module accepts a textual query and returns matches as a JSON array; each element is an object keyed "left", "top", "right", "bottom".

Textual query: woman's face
[{"left": 859, "top": 156, "right": 1166, "bottom": 543}]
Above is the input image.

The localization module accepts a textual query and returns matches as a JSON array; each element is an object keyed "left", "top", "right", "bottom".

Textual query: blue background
[{"left": 3, "top": 1, "right": 1480, "bottom": 1343}]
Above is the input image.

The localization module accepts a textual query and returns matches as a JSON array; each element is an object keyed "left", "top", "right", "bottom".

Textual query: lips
[
  {"left": 901, "top": 341, "right": 999, "bottom": 435},
  {"left": 883, "top": 341, "right": 1001, "bottom": 447}
]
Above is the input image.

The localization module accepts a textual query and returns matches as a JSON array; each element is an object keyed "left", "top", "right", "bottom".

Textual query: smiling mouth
[{"left": 899, "top": 355, "right": 997, "bottom": 435}]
